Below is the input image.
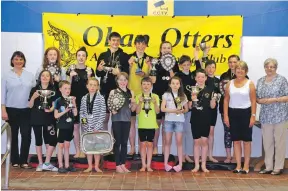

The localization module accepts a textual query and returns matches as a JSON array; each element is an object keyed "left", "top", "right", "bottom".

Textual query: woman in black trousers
[{"left": 1, "top": 51, "right": 35, "bottom": 168}]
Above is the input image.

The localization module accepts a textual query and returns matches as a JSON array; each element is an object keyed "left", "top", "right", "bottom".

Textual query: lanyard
[
  {"left": 86, "top": 93, "right": 97, "bottom": 115},
  {"left": 170, "top": 92, "right": 178, "bottom": 108}
]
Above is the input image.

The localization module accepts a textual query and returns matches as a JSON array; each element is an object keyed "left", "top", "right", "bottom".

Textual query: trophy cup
[
  {"left": 212, "top": 92, "right": 221, "bottom": 102},
  {"left": 65, "top": 96, "right": 74, "bottom": 122},
  {"left": 199, "top": 42, "right": 208, "bottom": 63},
  {"left": 149, "top": 58, "right": 158, "bottom": 76},
  {"left": 103, "top": 65, "right": 112, "bottom": 83},
  {"left": 135, "top": 57, "right": 143, "bottom": 74},
  {"left": 66, "top": 96, "right": 74, "bottom": 109},
  {"left": 37, "top": 90, "right": 56, "bottom": 109},
  {"left": 69, "top": 64, "right": 80, "bottom": 81},
  {"left": 186, "top": 85, "right": 202, "bottom": 110},
  {"left": 142, "top": 96, "right": 152, "bottom": 117},
  {"left": 175, "top": 97, "right": 182, "bottom": 116}
]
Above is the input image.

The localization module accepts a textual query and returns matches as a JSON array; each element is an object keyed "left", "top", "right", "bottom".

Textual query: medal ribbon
[{"left": 86, "top": 93, "right": 97, "bottom": 115}]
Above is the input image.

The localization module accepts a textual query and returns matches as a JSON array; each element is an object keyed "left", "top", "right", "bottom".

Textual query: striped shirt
[{"left": 80, "top": 91, "right": 106, "bottom": 132}]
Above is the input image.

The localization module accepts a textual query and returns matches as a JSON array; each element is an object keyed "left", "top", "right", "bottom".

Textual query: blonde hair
[
  {"left": 235, "top": 61, "right": 248, "bottom": 73},
  {"left": 87, "top": 77, "right": 100, "bottom": 85},
  {"left": 115, "top": 72, "right": 129, "bottom": 82}
]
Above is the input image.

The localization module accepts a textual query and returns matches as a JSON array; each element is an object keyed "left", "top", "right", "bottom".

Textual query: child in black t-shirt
[
  {"left": 204, "top": 60, "right": 221, "bottom": 163},
  {"left": 54, "top": 80, "right": 77, "bottom": 173},
  {"left": 190, "top": 69, "right": 216, "bottom": 173},
  {"left": 29, "top": 70, "right": 58, "bottom": 172},
  {"left": 66, "top": 46, "right": 95, "bottom": 158}
]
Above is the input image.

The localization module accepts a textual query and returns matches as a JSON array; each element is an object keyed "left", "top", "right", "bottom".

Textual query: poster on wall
[
  {"left": 42, "top": 13, "right": 243, "bottom": 75},
  {"left": 147, "top": 0, "right": 174, "bottom": 16}
]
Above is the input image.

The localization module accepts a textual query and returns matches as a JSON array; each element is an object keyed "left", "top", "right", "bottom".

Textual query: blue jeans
[{"left": 164, "top": 121, "right": 184, "bottom": 133}]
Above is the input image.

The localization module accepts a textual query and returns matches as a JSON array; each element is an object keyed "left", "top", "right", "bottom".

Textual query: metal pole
[{"left": 1, "top": 123, "right": 12, "bottom": 189}]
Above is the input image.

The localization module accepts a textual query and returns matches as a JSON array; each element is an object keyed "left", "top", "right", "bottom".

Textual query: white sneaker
[
  {"left": 36, "top": 164, "right": 43, "bottom": 172},
  {"left": 42, "top": 163, "right": 58, "bottom": 172}
]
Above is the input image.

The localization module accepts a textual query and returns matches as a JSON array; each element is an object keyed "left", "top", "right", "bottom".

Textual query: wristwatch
[{"left": 251, "top": 114, "right": 256, "bottom": 117}]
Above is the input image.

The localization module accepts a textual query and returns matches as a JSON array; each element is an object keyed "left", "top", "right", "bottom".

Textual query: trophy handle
[
  {"left": 51, "top": 91, "right": 55, "bottom": 97},
  {"left": 36, "top": 90, "right": 44, "bottom": 98},
  {"left": 186, "top": 85, "right": 193, "bottom": 93}
]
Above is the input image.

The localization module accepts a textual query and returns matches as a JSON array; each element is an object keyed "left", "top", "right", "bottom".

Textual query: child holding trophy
[
  {"left": 35, "top": 47, "right": 66, "bottom": 83},
  {"left": 108, "top": 72, "right": 137, "bottom": 173},
  {"left": 54, "top": 81, "right": 77, "bottom": 173},
  {"left": 66, "top": 46, "right": 95, "bottom": 158},
  {"left": 161, "top": 76, "right": 188, "bottom": 172},
  {"left": 96, "top": 32, "right": 130, "bottom": 132},
  {"left": 189, "top": 69, "right": 216, "bottom": 173},
  {"left": 80, "top": 78, "right": 106, "bottom": 173},
  {"left": 29, "top": 70, "right": 58, "bottom": 172},
  {"left": 135, "top": 77, "right": 160, "bottom": 172},
  {"left": 151, "top": 41, "right": 179, "bottom": 155},
  {"left": 127, "top": 35, "right": 151, "bottom": 155}
]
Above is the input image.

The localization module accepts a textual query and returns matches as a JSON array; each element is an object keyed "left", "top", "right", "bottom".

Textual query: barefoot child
[
  {"left": 190, "top": 69, "right": 216, "bottom": 173},
  {"left": 135, "top": 77, "right": 160, "bottom": 172},
  {"left": 80, "top": 78, "right": 106, "bottom": 173},
  {"left": 161, "top": 76, "right": 188, "bottom": 172},
  {"left": 54, "top": 81, "right": 77, "bottom": 173}
]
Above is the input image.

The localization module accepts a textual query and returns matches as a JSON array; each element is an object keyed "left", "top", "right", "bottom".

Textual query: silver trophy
[
  {"left": 103, "top": 65, "right": 113, "bottom": 83},
  {"left": 81, "top": 131, "right": 115, "bottom": 155},
  {"left": 160, "top": 53, "right": 176, "bottom": 71},
  {"left": 149, "top": 58, "right": 158, "bottom": 76},
  {"left": 212, "top": 92, "right": 221, "bottom": 102},
  {"left": 186, "top": 85, "right": 202, "bottom": 110},
  {"left": 69, "top": 64, "right": 80, "bottom": 81},
  {"left": 66, "top": 96, "right": 74, "bottom": 109},
  {"left": 135, "top": 57, "right": 143, "bottom": 74},
  {"left": 142, "top": 96, "right": 152, "bottom": 117},
  {"left": 37, "top": 90, "right": 56, "bottom": 109},
  {"left": 219, "top": 79, "right": 229, "bottom": 96},
  {"left": 199, "top": 42, "right": 208, "bottom": 63},
  {"left": 45, "top": 63, "right": 60, "bottom": 77}
]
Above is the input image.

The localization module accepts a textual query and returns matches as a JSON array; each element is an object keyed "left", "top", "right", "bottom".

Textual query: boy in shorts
[
  {"left": 135, "top": 77, "right": 160, "bottom": 172},
  {"left": 54, "top": 80, "right": 77, "bottom": 173}
]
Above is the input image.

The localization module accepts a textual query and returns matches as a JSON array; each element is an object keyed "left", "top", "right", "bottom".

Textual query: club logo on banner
[
  {"left": 42, "top": 13, "right": 243, "bottom": 75},
  {"left": 147, "top": 0, "right": 174, "bottom": 16}
]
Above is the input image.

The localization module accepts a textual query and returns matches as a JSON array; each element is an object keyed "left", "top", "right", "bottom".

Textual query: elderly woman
[
  {"left": 1, "top": 51, "right": 35, "bottom": 168},
  {"left": 223, "top": 61, "right": 257, "bottom": 174},
  {"left": 256, "top": 58, "right": 288, "bottom": 175}
]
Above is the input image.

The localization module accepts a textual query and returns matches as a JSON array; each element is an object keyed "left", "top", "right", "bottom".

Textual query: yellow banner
[
  {"left": 43, "top": 13, "right": 243, "bottom": 75},
  {"left": 147, "top": 0, "right": 174, "bottom": 16}
]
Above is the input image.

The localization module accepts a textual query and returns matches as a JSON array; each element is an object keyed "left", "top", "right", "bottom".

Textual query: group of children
[{"left": 29, "top": 31, "right": 223, "bottom": 173}]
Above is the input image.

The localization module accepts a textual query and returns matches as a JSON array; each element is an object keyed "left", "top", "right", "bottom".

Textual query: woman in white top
[{"left": 223, "top": 61, "right": 256, "bottom": 174}]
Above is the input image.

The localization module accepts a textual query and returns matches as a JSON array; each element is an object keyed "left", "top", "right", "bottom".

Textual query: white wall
[{"left": 1, "top": 32, "right": 288, "bottom": 157}]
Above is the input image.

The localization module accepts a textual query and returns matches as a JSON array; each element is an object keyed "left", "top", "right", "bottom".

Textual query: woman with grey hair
[{"left": 256, "top": 58, "right": 288, "bottom": 175}]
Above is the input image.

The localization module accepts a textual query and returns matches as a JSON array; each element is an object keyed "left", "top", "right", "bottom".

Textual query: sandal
[{"left": 20, "top": 164, "right": 32, "bottom": 169}]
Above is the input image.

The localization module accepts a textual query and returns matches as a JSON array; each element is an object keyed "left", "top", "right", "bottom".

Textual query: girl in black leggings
[
  {"left": 29, "top": 70, "right": 59, "bottom": 172},
  {"left": 108, "top": 72, "right": 137, "bottom": 173}
]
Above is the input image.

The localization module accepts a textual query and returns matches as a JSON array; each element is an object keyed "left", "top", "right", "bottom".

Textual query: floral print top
[{"left": 256, "top": 74, "right": 288, "bottom": 125}]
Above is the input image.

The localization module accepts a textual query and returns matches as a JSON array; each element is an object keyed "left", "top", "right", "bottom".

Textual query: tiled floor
[{"left": 2, "top": 167, "right": 288, "bottom": 190}]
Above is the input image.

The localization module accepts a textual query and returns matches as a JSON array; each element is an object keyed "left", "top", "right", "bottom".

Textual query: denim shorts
[{"left": 164, "top": 121, "right": 184, "bottom": 133}]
